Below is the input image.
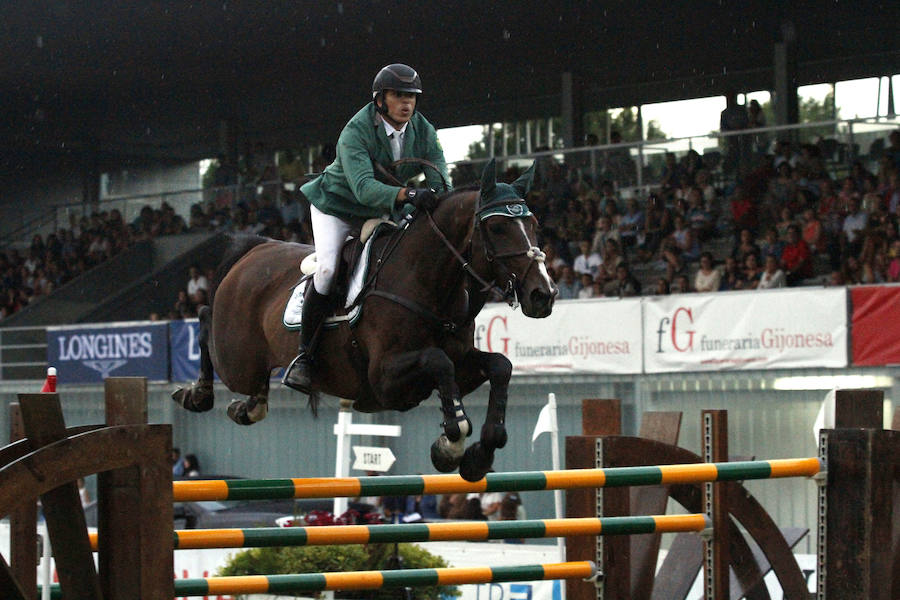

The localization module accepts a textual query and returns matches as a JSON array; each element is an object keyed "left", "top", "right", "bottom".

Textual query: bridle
[
  {"left": 470, "top": 197, "right": 546, "bottom": 307},
  {"left": 368, "top": 159, "right": 546, "bottom": 331}
]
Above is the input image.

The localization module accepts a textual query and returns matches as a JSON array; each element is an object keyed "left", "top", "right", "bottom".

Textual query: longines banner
[
  {"left": 47, "top": 321, "right": 169, "bottom": 383},
  {"left": 642, "top": 288, "right": 848, "bottom": 373},
  {"left": 473, "top": 298, "right": 643, "bottom": 374}
]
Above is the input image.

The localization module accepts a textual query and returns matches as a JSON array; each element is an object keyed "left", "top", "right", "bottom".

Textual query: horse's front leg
[
  {"left": 377, "top": 348, "right": 473, "bottom": 475},
  {"left": 456, "top": 350, "right": 512, "bottom": 482}
]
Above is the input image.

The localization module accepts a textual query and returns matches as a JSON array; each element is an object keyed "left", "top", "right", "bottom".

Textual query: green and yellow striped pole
[
  {"left": 173, "top": 457, "right": 822, "bottom": 502},
  {"left": 42, "top": 561, "right": 597, "bottom": 598},
  {"left": 87, "top": 514, "right": 709, "bottom": 550}
]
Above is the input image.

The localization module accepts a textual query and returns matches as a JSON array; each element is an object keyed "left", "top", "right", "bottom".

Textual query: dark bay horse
[{"left": 173, "top": 159, "right": 557, "bottom": 481}]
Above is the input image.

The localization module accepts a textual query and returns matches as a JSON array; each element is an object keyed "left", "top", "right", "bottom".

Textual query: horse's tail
[{"left": 210, "top": 233, "right": 271, "bottom": 304}]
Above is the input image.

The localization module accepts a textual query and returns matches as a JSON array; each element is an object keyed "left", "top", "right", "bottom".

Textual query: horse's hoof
[
  {"left": 227, "top": 400, "right": 255, "bottom": 426},
  {"left": 459, "top": 442, "right": 494, "bottom": 482},
  {"left": 431, "top": 438, "right": 463, "bottom": 473},
  {"left": 172, "top": 381, "right": 214, "bottom": 412}
]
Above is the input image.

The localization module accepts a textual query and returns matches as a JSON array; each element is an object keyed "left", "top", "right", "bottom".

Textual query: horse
[{"left": 173, "top": 159, "right": 557, "bottom": 482}]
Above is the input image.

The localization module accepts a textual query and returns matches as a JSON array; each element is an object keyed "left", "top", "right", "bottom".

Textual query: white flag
[
  {"left": 813, "top": 388, "right": 836, "bottom": 446},
  {"left": 531, "top": 396, "right": 557, "bottom": 451}
]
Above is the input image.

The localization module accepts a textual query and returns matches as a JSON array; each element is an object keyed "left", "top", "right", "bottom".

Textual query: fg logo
[{"left": 656, "top": 307, "right": 695, "bottom": 353}]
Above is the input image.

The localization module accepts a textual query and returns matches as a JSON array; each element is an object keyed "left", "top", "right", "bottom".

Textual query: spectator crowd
[
  {"left": 4, "top": 125, "right": 900, "bottom": 322},
  {"left": 518, "top": 127, "right": 900, "bottom": 299}
]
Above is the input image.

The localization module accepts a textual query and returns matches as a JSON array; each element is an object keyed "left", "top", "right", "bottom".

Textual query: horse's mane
[
  {"left": 441, "top": 183, "right": 480, "bottom": 198},
  {"left": 210, "top": 234, "right": 271, "bottom": 302}
]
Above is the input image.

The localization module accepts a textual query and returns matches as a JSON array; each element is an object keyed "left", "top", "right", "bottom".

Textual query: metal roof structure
[{"left": 2, "top": 1, "right": 898, "bottom": 174}]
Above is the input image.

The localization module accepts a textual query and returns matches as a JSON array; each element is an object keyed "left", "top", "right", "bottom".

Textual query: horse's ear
[
  {"left": 480, "top": 158, "right": 497, "bottom": 197},
  {"left": 511, "top": 161, "right": 536, "bottom": 198}
]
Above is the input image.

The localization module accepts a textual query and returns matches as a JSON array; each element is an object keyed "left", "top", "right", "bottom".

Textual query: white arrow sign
[{"left": 352, "top": 446, "right": 396, "bottom": 472}]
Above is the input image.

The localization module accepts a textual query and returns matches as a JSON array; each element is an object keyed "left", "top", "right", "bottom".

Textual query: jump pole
[
  {"left": 88, "top": 514, "right": 710, "bottom": 550},
  {"left": 173, "top": 457, "right": 822, "bottom": 502},
  {"left": 44, "top": 561, "right": 598, "bottom": 599}
]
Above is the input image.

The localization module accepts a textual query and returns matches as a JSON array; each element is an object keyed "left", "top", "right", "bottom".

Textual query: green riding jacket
[{"left": 300, "top": 103, "right": 449, "bottom": 220}]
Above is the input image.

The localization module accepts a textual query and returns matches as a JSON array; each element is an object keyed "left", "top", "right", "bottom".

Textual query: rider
[{"left": 283, "top": 63, "right": 450, "bottom": 393}]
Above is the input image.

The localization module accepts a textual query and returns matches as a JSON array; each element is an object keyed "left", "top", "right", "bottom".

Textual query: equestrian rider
[{"left": 283, "top": 63, "right": 450, "bottom": 393}]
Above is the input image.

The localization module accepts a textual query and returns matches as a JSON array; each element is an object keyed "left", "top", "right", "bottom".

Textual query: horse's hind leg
[
  {"left": 457, "top": 350, "right": 512, "bottom": 482},
  {"left": 172, "top": 305, "right": 215, "bottom": 412},
  {"left": 226, "top": 377, "right": 270, "bottom": 426}
]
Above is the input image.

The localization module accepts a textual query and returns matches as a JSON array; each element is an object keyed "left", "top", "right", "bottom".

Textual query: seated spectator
[
  {"left": 556, "top": 266, "right": 581, "bottom": 300},
  {"left": 840, "top": 256, "right": 862, "bottom": 285},
  {"left": 617, "top": 198, "right": 645, "bottom": 251},
  {"left": 758, "top": 227, "right": 784, "bottom": 262},
  {"left": 596, "top": 180, "right": 621, "bottom": 215},
  {"left": 719, "top": 256, "right": 746, "bottom": 291},
  {"left": 559, "top": 199, "right": 591, "bottom": 257},
  {"left": 654, "top": 278, "right": 670, "bottom": 295},
  {"left": 671, "top": 274, "right": 692, "bottom": 294},
  {"left": 573, "top": 240, "right": 602, "bottom": 279},
  {"left": 590, "top": 216, "right": 621, "bottom": 256},
  {"left": 604, "top": 263, "right": 641, "bottom": 298},
  {"left": 758, "top": 254, "right": 786, "bottom": 289},
  {"left": 729, "top": 186, "right": 758, "bottom": 235},
  {"left": 577, "top": 273, "right": 596, "bottom": 299},
  {"left": 686, "top": 187, "right": 714, "bottom": 241},
  {"left": 732, "top": 228, "right": 760, "bottom": 262},
  {"left": 781, "top": 225, "right": 813, "bottom": 285},
  {"left": 887, "top": 240, "right": 900, "bottom": 282},
  {"left": 439, "top": 493, "right": 469, "bottom": 519},
  {"left": 776, "top": 206, "right": 797, "bottom": 241},
  {"left": 173, "top": 290, "right": 196, "bottom": 319},
  {"left": 801, "top": 208, "right": 824, "bottom": 254},
  {"left": 841, "top": 197, "right": 868, "bottom": 259},
  {"left": 860, "top": 250, "right": 887, "bottom": 284},
  {"left": 639, "top": 193, "right": 673, "bottom": 261},
  {"left": 693, "top": 252, "right": 722, "bottom": 293},
  {"left": 186, "top": 266, "right": 209, "bottom": 306},
  {"left": 885, "top": 169, "right": 900, "bottom": 215},
  {"left": 743, "top": 252, "right": 763, "bottom": 289},
  {"left": 595, "top": 239, "right": 625, "bottom": 284},
  {"left": 181, "top": 454, "right": 201, "bottom": 477}
]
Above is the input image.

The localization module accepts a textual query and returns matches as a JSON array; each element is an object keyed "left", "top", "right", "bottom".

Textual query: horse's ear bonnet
[{"left": 477, "top": 160, "right": 535, "bottom": 220}]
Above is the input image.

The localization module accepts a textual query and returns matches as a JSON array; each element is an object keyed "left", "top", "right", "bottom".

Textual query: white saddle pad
[{"left": 283, "top": 228, "right": 388, "bottom": 330}]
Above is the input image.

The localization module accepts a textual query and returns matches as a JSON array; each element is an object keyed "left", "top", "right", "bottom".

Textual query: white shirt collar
[{"left": 380, "top": 116, "right": 408, "bottom": 138}]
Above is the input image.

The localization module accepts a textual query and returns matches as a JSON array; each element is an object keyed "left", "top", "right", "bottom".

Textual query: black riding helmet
[{"left": 372, "top": 63, "right": 422, "bottom": 116}]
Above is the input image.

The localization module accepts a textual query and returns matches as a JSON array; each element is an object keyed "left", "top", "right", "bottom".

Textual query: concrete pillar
[
  {"left": 561, "top": 71, "right": 585, "bottom": 148},
  {"left": 773, "top": 38, "right": 799, "bottom": 128}
]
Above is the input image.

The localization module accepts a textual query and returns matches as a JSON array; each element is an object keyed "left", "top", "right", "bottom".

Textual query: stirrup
[{"left": 282, "top": 353, "right": 313, "bottom": 394}]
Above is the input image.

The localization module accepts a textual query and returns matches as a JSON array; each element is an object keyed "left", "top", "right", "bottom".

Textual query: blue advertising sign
[
  {"left": 169, "top": 319, "right": 209, "bottom": 383},
  {"left": 47, "top": 321, "right": 170, "bottom": 383}
]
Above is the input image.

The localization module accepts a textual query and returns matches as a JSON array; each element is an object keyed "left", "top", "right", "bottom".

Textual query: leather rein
[{"left": 365, "top": 159, "right": 546, "bottom": 333}]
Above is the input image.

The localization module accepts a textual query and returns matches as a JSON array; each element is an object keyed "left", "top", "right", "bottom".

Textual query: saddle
[{"left": 284, "top": 218, "right": 398, "bottom": 330}]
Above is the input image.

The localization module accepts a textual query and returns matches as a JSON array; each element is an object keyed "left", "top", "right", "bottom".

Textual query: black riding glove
[{"left": 404, "top": 187, "right": 439, "bottom": 212}]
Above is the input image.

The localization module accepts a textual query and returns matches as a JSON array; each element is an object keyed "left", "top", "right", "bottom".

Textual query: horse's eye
[{"left": 488, "top": 222, "right": 505, "bottom": 235}]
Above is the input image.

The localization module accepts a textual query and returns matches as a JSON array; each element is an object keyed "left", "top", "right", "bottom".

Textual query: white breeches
[{"left": 310, "top": 205, "right": 353, "bottom": 294}]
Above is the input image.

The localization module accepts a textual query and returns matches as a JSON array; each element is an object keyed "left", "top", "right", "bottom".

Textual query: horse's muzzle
[{"left": 524, "top": 286, "right": 556, "bottom": 318}]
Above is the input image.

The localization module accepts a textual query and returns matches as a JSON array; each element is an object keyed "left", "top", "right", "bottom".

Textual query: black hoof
[
  {"left": 172, "top": 382, "right": 214, "bottom": 412},
  {"left": 459, "top": 442, "right": 494, "bottom": 482},
  {"left": 430, "top": 440, "right": 462, "bottom": 473},
  {"left": 226, "top": 400, "right": 255, "bottom": 426}
]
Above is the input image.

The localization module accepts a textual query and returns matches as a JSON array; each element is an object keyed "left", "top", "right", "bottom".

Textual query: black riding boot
[{"left": 282, "top": 285, "right": 332, "bottom": 393}]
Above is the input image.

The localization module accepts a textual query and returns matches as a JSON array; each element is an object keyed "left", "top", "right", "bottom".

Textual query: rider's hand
[{"left": 404, "top": 187, "right": 439, "bottom": 212}]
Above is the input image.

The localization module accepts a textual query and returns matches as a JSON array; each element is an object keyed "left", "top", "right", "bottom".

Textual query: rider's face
[{"left": 380, "top": 90, "right": 417, "bottom": 127}]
